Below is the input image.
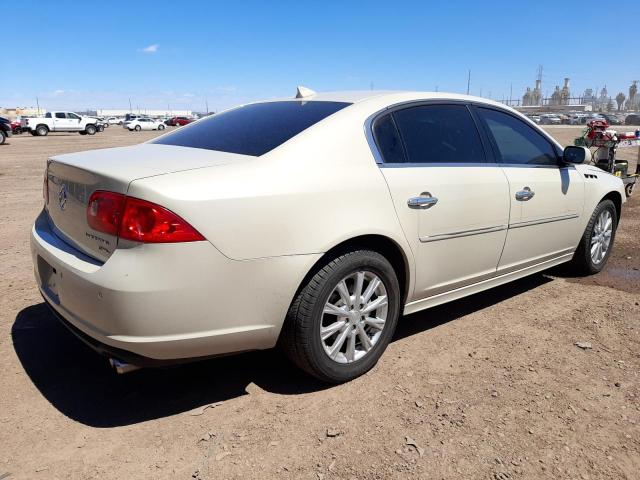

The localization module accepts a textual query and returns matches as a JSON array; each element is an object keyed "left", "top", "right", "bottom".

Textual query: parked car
[
  {"left": 569, "top": 113, "right": 590, "bottom": 125},
  {"left": 539, "top": 114, "right": 561, "bottom": 125},
  {"left": 21, "top": 111, "right": 101, "bottom": 136},
  {"left": 106, "top": 117, "right": 122, "bottom": 125},
  {"left": 127, "top": 118, "right": 166, "bottom": 131},
  {"left": 10, "top": 119, "right": 22, "bottom": 134},
  {"left": 32, "top": 91, "right": 626, "bottom": 382},
  {"left": 599, "top": 113, "right": 622, "bottom": 125},
  {"left": 528, "top": 115, "right": 541, "bottom": 124},
  {"left": 166, "top": 116, "right": 194, "bottom": 126},
  {"left": 0, "top": 117, "right": 12, "bottom": 144},
  {"left": 625, "top": 114, "right": 640, "bottom": 125}
]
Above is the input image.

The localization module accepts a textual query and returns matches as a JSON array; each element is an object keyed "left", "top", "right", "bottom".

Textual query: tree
[
  {"left": 615, "top": 92, "right": 626, "bottom": 111},
  {"left": 606, "top": 99, "right": 614, "bottom": 112}
]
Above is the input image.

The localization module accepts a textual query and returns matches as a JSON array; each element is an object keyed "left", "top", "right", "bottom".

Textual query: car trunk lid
[{"left": 45, "top": 143, "right": 251, "bottom": 262}]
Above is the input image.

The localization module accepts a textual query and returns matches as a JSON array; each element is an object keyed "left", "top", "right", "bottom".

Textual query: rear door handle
[
  {"left": 408, "top": 192, "right": 438, "bottom": 209},
  {"left": 515, "top": 187, "right": 535, "bottom": 201}
]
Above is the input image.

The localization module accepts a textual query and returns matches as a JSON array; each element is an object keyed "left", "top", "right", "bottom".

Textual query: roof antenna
[{"left": 295, "top": 86, "right": 316, "bottom": 98}]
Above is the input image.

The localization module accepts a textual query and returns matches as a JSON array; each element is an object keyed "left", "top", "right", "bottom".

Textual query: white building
[{"left": 96, "top": 109, "right": 192, "bottom": 118}]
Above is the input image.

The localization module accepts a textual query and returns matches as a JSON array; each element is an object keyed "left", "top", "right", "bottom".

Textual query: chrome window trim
[{"left": 419, "top": 224, "right": 507, "bottom": 243}]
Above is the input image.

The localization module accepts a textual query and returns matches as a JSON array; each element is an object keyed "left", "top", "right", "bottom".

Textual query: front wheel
[
  {"left": 0, "top": 130, "right": 6, "bottom": 144},
  {"left": 625, "top": 182, "right": 635, "bottom": 197},
  {"left": 158, "top": 124, "right": 165, "bottom": 130},
  {"left": 134, "top": 125, "right": 141, "bottom": 131},
  {"left": 569, "top": 199, "right": 617, "bottom": 274},
  {"left": 280, "top": 250, "right": 401, "bottom": 383}
]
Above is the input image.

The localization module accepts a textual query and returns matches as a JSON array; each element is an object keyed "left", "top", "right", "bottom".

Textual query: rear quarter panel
[{"left": 127, "top": 107, "right": 412, "bottom": 265}]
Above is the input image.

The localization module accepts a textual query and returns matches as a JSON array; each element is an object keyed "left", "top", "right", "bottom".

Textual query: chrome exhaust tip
[{"left": 109, "top": 358, "right": 141, "bottom": 374}]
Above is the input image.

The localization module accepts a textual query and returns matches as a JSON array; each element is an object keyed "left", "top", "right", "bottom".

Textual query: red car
[
  {"left": 166, "top": 116, "right": 194, "bottom": 126},
  {"left": 11, "top": 120, "right": 22, "bottom": 134}
]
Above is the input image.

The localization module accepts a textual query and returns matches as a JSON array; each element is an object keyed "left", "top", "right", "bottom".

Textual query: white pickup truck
[{"left": 21, "top": 111, "right": 102, "bottom": 136}]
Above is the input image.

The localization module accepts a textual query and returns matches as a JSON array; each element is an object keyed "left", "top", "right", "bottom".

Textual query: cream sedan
[{"left": 31, "top": 89, "right": 625, "bottom": 382}]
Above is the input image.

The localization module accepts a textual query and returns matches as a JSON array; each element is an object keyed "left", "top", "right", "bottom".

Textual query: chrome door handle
[
  {"left": 515, "top": 187, "right": 535, "bottom": 201},
  {"left": 407, "top": 192, "right": 438, "bottom": 209}
]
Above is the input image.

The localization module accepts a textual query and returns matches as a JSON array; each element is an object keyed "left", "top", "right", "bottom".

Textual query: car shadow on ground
[{"left": 12, "top": 274, "right": 551, "bottom": 428}]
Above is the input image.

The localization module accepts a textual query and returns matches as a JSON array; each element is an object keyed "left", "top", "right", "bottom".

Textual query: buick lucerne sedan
[{"left": 32, "top": 89, "right": 625, "bottom": 383}]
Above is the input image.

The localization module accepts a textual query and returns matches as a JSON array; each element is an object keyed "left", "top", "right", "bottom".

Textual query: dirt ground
[{"left": 0, "top": 124, "right": 639, "bottom": 480}]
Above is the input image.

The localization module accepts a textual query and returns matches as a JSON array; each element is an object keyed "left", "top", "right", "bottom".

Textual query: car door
[
  {"left": 53, "top": 112, "right": 70, "bottom": 131},
  {"left": 66, "top": 112, "right": 83, "bottom": 130},
  {"left": 372, "top": 102, "right": 510, "bottom": 301},
  {"left": 473, "top": 106, "right": 585, "bottom": 272}
]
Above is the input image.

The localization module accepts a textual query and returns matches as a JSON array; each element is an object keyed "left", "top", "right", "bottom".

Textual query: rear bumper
[{"left": 31, "top": 209, "right": 320, "bottom": 362}]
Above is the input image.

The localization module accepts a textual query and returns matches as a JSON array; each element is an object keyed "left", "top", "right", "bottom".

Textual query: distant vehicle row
[{"left": 526, "top": 112, "right": 639, "bottom": 126}]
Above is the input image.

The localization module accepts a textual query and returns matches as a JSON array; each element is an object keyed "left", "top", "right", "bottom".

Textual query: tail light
[{"left": 87, "top": 191, "right": 204, "bottom": 243}]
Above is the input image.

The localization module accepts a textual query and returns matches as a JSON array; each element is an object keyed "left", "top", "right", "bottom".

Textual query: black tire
[
  {"left": 85, "top": 125, "right": 97, "bottom": 135},
  {"left": 158, "top": 124, "right": 165, "bottom": 130},
  {"left": 134, "top": 125, "right": 141, "bottom": 131},
  {"left": 279, "top": 250, "right": 401, "bottom": 383},
  {"left": 0, "top": 130, "right": 6, "bottom": 145},
  {"left": 36, "top": 125, "right": 49, "bottom": 136},
  {"left": 625, "top": 183, "right": 634, "bottom": 197},
  {"left": 569, "top": 199, "right": 617, "bottom": 275}
]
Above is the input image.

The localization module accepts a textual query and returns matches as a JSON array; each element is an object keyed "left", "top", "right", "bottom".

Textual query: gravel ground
[{"left": 0, "top": 125, "right": 638, "bottom": 480}]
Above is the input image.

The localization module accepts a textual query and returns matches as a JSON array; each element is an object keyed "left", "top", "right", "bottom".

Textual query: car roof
[{"left": 246, "top": 90, "right": 522, "bottom": 120}]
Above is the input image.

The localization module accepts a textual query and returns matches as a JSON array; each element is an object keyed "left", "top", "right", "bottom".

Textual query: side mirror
[{"left": 563, "top": 145, "right": 591, "bottom": 165}]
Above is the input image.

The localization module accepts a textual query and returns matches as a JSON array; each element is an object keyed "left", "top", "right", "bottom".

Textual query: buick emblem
[{"left": 58, "top": 184, "right": 68, "bottom": 210}]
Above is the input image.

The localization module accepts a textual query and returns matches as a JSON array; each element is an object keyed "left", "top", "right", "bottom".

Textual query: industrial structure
[{"left": 512, "top": 69, "right": 639, "bottom": 114}]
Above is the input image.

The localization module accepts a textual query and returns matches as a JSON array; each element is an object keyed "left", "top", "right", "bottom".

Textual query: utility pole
[
  {"left": 370, "top": 82, "right": 374, "bottom": 91},
  {"left": 509, "top": 83, "right": 513, "bottom": 105},
  {"left": 205, "top": 99, "right": 209, "bottom": 114},
  {"left": 466, "top": 70, "right": 471, "bottom": 95},
  {"left": 129, "top": 98, "right": 132, "bottom": 113},
  {"left": 36, "top": 96, "right": 40, "bottom": 115}
]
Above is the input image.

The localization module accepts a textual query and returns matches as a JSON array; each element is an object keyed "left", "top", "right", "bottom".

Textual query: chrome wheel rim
[
  {"left": 320, "top": 271, "right": 388, "bottom": 364},
  {"left": 590, "top": 209, "right": 613, "bottom": 265}
]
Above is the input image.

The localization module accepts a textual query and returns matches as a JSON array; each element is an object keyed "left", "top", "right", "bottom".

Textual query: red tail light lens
[
  {"left": 87, "top": 191, "right": 204, "bottom": 243},
  {"left": 87, "top": 191, "right": 126, "bottom": 236},
  {"left": 119, "top": 197, "right": 205, "bottom": 243}
]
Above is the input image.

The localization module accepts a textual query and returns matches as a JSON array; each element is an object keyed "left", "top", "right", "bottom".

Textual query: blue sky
[{"left": 3, "top": 1, "right": 637, "bottom": 112}]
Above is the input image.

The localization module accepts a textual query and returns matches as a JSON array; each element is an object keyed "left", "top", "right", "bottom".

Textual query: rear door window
[
  {"left": 151, "top": 101, "right": 351, "bottom": 156},
  {"left": 391, "top": 104, "right": 485, "bottom": 164}
]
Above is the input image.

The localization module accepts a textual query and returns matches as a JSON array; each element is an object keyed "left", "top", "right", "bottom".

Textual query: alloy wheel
[
  {"left": 320, "top": 271, "right": 388, "bottom": 364},
  {"left": 590, "top": 209, "right": 612, "bottom": 265}
]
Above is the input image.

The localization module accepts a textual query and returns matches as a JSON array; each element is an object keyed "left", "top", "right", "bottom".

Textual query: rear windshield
[{"left": 151, "top": 101, "right": 351, "bottom": 156}]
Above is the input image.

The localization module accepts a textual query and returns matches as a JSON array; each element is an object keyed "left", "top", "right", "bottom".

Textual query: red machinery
[{"left": 575, "top": 119, "right": 640, "bottom": 196}]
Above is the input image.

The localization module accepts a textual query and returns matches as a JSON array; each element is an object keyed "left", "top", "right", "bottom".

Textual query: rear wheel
[
  {"left": 280, "top": 250, "right": 401, "bottom": 383},
  {"left": 158, "top": 124, "right": 165, "bottom": 130},
  {"left": 85, "top": 124, "right": 97, "bottom": 135},
  {"left": 36, "top": 125, "right": 49, "bottom": 136},
  {"left": 0, "top": 130, "right": 6, "bottom": 144},
  {"left": 569, "top": 199, "right": 617, "bottom": 274},
  {"left": 134, "top": 125, "right": 141, "bottom": 131}
]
